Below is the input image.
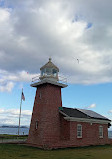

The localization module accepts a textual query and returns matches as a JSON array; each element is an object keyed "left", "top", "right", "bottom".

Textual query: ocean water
[
  {"left": 0, "top": 128, "right": 112, "bottom": 138},
  {"left": 0, "top": 127, "right": 29, "bottom": 135}
]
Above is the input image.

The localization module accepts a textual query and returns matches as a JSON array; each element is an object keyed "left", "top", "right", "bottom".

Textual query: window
[
  {"left": 46, "top": 68, "right": 52, "bottom": 75},
  {"left": 52, "top": 69, "right": 57, "bottom": 77},
  {"left": 41, "top": 69, "right": 45, "bottom": 76},
  {"left": 39, "top": 92, "right": 41, "bottom": 99},
  {"left": 35, "top": 121, "right": 38, "bottom": 130},
  {"left": 99, "top": 126, "right": 103, "bottom": 138},
  {"left": 77, "top": 124, "right": 82, "bottom": 138}
]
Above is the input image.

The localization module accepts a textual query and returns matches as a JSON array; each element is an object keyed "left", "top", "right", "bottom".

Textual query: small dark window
[
  {"left": 35, "top": 121, "right": 38, "bottom": 130},
  {"left": 39, "top": 92, "right": 41, "bottom": 99}
]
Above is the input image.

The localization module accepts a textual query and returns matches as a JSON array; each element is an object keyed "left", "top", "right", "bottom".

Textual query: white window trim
[
  {"left": 77, "top": 124, "right": 82, "bottom": 138},
  {"left": 99, "top": 125, "right": 103, "bottom": 138}
]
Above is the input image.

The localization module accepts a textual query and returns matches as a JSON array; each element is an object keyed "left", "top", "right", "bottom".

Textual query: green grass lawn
[
  {"left": 0, "top": 134, "right": 28, "bottom": 139},
  {"left": 0, "top": 144, "right": 112, "bottom": 159}
]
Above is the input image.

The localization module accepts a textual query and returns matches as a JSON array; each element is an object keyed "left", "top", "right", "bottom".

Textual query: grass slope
[{"left": 0, "top": 144, "right": 112, "bottom": 159}]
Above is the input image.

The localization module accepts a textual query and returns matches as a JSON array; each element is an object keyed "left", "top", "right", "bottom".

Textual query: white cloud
[
  {"left": 88, "top": 103, "right": 96, "bottom": 109},
  {"left": 0, "top": 81, "right": 14, "bottom": 92},
  {"left": 0, "top": 69, "right": 39, "bottom": 92},
  {"left": 85, "top": 103, "right": 96, "bottom": 109},
  {"left": 0, "top": 108, "right": 32, "bottom": 125},
  {"left": 0, "top": 8, "right": 10, "bottom": 22},
  {"left": 0, "top": 0, "right": 112, "bottom": 88},
  {"left": 108, "top": 110, "right": 112, "bottom": 114}
]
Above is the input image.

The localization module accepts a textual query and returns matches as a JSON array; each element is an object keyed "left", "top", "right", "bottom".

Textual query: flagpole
[{"left": 18, "top": 88, "right": 23, "bottom": 136}]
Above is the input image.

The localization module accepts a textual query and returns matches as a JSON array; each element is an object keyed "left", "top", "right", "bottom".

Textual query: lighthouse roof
[
  {"left": 40, "top": 58, "right": 59, "bottom": 71},
  {"left": 59, "top": 107, "right": 110, "bottom": 121}
]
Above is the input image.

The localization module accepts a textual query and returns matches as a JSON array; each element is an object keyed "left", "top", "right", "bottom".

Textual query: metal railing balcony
[{"left": 31, "top": 75, "right": 67, "bottom": 85}]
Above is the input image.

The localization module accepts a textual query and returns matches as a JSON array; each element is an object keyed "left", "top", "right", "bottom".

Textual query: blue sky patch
[
  {"left": 72, "top": 14, "right": 83, "bottom": 23},
  {"left": 0, "top": 0, "right": 5, "bottom": 7},
  {"left": 86, "top": 22, "right": 93, "bottom": 29},
  {"left": 0, "top": 0, "right": 14, "bottom": 9}
]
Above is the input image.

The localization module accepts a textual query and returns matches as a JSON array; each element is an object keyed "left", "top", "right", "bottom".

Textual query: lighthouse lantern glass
[
  {"left": 52, "top": 69, "right": 57, "bottom": 77},
  {"left": 41, "top": 68, "right": 58, "bottom": 77},
  {"left": 46, "top": 68, "right": 52, "bottom": 75},
  {"left": 41, "top": 69, "right": 45, "bottom": 76}
]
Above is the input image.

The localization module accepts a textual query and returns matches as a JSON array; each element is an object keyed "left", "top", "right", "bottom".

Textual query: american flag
[{"left": 21, "top": 91, "right": 25, "bottom": 101}]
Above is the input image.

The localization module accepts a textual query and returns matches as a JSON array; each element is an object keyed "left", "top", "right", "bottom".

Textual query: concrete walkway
[{"left": 0, "top": 138, "right": 27, "bottom": 144}]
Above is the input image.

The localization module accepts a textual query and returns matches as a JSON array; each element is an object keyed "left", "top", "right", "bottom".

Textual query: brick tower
[{"left": 27, "top": 58, "right": 67, "bottom": 148}]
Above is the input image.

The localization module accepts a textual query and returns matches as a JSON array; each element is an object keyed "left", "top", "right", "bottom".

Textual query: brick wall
[
  {"left": 50, "top": 116, "right": 109, "bottom": 149},
  {"left": 69, "top": 121, "right": 109, "bottom": 147},
  {"left": 60, "top": 114, "right": 70, "bottom": 140}
]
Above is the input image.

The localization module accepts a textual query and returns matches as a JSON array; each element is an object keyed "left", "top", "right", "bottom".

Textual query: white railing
[
  {"left": 58, "top": 75, "right": 67, "bottom": 84},
  {"left": 32, "top": 75, "right": 40, "bottom": 83},
  {"left": 31, "top": 75, "right": 67, "bottom": 85}
]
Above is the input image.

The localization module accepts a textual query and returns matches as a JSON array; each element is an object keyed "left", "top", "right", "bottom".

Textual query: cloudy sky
[{"left": 0, "top": 0, "right": 112, "bottom": 128}]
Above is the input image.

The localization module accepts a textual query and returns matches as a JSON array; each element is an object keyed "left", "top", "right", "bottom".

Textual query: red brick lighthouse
[
  {"left": 27, "top": 58, "right": 111, "bottom": 149},
  {"left": 27, "top": 58, "right": 67, "bottom": 148}
]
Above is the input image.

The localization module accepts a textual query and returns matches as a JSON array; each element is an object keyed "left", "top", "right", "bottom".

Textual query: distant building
[{"left": 27, "top": 58, "right": 111, "bottom": 149}]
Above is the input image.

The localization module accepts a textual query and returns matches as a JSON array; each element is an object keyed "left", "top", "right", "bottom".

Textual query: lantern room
[{"left": 39, "top": 58, "right": 59, "bottom": 82}]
